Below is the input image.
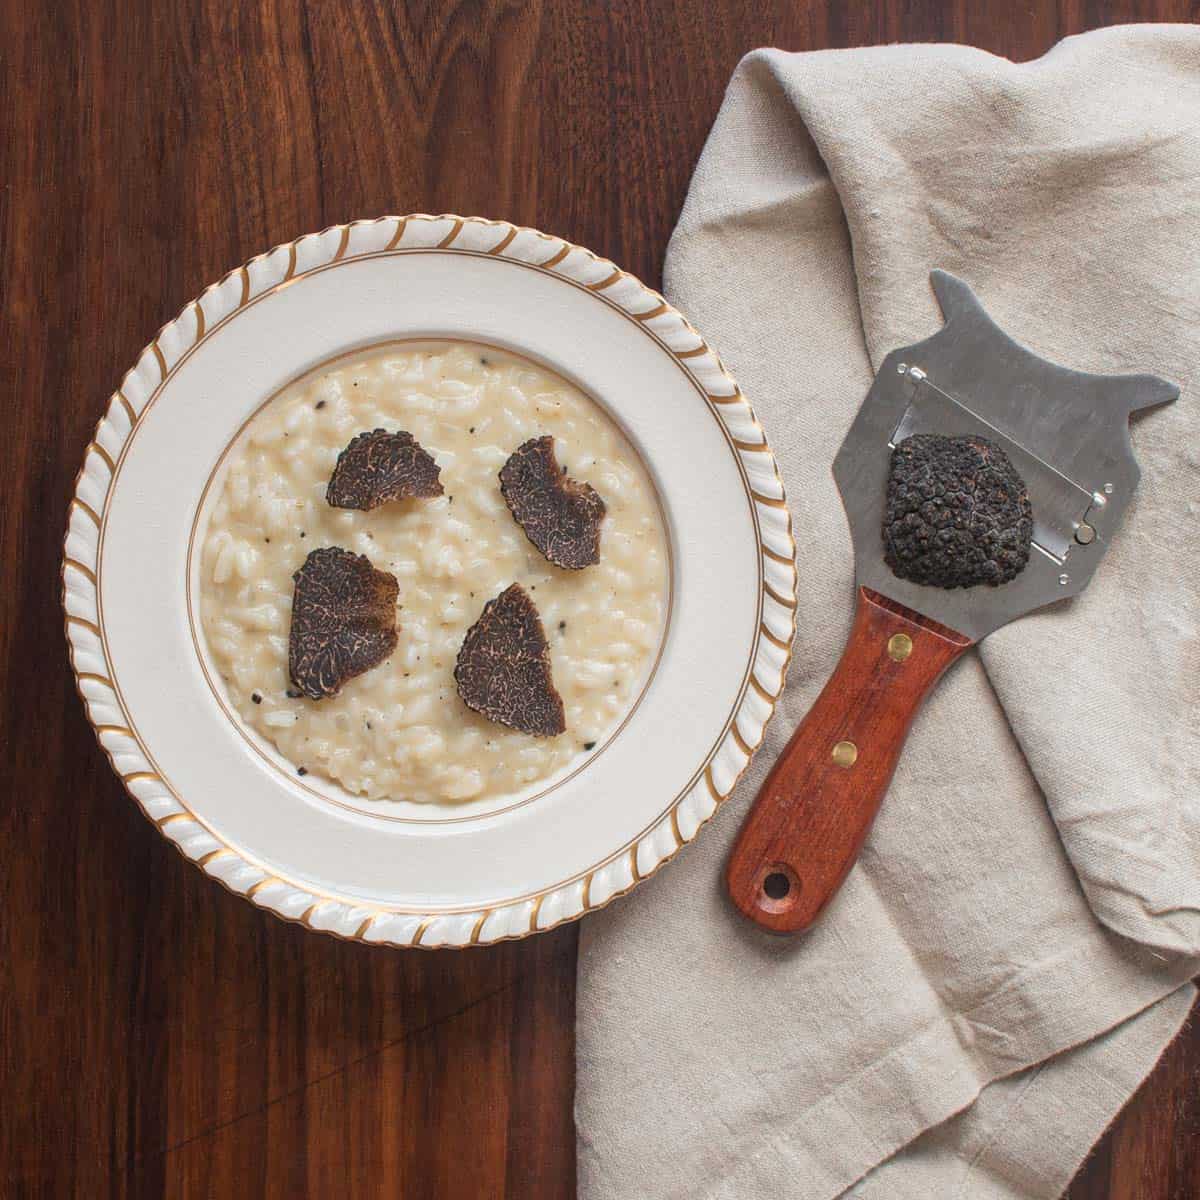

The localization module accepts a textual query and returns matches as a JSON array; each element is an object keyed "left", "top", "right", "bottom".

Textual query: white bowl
[{"left": 62, "top": 215, "right": 795, "bottom": 947}]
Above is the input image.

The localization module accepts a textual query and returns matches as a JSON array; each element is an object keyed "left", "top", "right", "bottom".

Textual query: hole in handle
[
  {"left": 763, "top": 872, "right": 790, "bottom": 900},
  {"left": 756, "top": 863, "right": 801, "bottom": 914}
]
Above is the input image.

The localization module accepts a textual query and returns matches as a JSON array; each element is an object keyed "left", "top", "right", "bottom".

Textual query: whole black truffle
[
  {"left": 883, "top": 434, "right": 1033, "bottom": 589},
  {"left": 454, "top": 583, "right": 565, "bottom": 736},
  {"left": 499, "top": 436, "right": 606, "bottom": 570},
  {"left": 326, "top": 429, "right": 443, "bottom": 510},
  {"left": 288, "top": 547, "right": 399, "bottom": 699}
]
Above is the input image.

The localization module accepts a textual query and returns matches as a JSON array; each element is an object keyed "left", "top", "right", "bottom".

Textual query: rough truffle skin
[
  {"left": 326, "top": 428, "right": 443, "bottom": 510},
  {"left": 288, "top": 547, "right": 399, "bottom": 700},
  {"left": 454, "top": 583, "right": 566, "bottom": 737},
  {"left": 883, "top": 434, "right": 1034, "bottom": 589},
  {"left": 499, "top": 436, "right": 606, "bottom": 570}
]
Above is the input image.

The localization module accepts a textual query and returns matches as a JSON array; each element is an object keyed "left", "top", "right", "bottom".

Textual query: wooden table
[{"left": 4, "top": 3, "right": 1196, "bottom": 1196}]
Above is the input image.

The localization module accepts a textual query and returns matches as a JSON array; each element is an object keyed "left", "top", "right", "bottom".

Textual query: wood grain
[
  {"left": 2, "top": 2, "right": 1196, "bottom": 1197},
  {"left": 726, "top": 588, "right": 973, "bottom": 932}
]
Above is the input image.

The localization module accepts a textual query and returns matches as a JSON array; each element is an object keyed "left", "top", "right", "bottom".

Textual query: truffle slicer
[{"left": 726, "top": 270, "right": 1178, "bottom": 934}]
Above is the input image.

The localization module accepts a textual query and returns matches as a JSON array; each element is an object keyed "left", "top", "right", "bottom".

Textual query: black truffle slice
[
  {"left": 883, "top": 434, "right": 1034, "bottom": 589},
  {"left": 454, "top": 584, "right": 565, "bottom": 736},
  {"left": 288, "top": 547, "right": 399, "bottom": 700},
  {"left": 499, "top": 436, "right": 606, "bottom": 570},
  {"left": 326, "top": 428, "right": 443, "bottom": 510}
]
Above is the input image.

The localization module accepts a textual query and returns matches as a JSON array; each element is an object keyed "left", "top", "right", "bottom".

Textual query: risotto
[{"left": 199, "top": 340, "right": 669, "bottom": 803}]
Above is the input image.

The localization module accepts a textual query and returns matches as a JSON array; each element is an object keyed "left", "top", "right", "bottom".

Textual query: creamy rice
[{"left": 199, "top": 341, "right": 669, "bottom": 803}]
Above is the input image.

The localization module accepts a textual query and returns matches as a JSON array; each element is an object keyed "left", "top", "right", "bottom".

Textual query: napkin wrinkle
[
  {"left": 948, "top": 1060, "right": 1048, "bottom": 1200},
  {"left": 665, "top": 54, "right": 846, "bottom": 245},
  {"left": 610, "top": 864, "right": 1185, "bottom": 1196},
  {"left": 674, "top": 939, "right": 1191, "bottom": 1200},
  {"left": 845, "top": 984, "right": 1195, "bottom": 1200}
]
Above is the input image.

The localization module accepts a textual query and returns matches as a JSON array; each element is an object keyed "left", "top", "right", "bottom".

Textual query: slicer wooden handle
[{"left": 726, "top": 586, "right": 973, "bottom": 933}]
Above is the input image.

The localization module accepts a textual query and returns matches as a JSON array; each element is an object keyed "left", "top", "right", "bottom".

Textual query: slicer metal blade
[{"left": 833, "top": 270, "right": 1178, "bottom": 641}]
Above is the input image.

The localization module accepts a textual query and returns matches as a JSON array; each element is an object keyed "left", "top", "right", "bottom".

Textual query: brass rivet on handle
[
  {"left": 887, "top": 633, "right": 913, "bottom": 662},
  {"left": 831, "top": 740, "right": 858, "bottom": 768}
]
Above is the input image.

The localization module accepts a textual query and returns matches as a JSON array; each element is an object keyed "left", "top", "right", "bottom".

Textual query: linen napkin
[{"left": 577, "top": 25, "right": 1200, "bottom": 1200}]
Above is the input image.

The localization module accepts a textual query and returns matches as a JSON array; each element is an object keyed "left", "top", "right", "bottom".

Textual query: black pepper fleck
[
  {"left": 315, "top": 400, "right": 326, "bottom": 410},
  {"left": 297, "top": 766, "right": 308, "bottom": 776},
  {"left": 251, "top": 692, "right": 262, "bottom": 704},
  {"left": 285, "top": 688, "right": 302, "bottom": 699},
  {"left": 583, "top": 741, "right": 596, "bottom": 751}
]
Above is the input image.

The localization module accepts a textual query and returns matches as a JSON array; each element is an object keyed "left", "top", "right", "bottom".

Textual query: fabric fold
[
  {"left": 579, "top": 25, "right": 1199, "bottom": 1200},
  {"left": 845, "top": 984, "right": 1195, "bottom": 1199}
]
